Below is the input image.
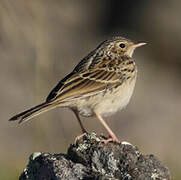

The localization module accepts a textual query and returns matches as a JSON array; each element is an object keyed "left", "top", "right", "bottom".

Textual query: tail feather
[{"left": 9, "top": 102, "right": 57, "bottom": 124}]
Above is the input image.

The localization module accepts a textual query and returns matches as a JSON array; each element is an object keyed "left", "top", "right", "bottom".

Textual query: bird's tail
[{"left": 9, "top": 102, "right": 58, "bottom": 124}]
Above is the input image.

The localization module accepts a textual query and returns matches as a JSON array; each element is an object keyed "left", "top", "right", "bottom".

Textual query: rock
[{"left": 20, "top": 132, "right": 170, "bottom": 180}]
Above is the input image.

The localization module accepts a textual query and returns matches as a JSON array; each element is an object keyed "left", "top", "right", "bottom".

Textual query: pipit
[{"left": 9, "top": 36, "right": 146, "bottom": 142}]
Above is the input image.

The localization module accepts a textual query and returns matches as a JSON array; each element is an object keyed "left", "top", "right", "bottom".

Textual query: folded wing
[{"left": 46, "top": 68, "right": 122, "bottom": 103}]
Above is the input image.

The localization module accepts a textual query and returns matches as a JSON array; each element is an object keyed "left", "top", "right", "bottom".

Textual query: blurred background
[{"left": 1, "top": 0, "right": 181, "bottom": 179}]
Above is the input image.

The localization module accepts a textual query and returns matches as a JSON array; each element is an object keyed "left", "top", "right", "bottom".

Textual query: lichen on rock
[{"left": 20, "top": 132, "right": 170, "bottom": 180}]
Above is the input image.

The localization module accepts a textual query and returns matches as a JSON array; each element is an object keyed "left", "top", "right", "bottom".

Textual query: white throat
[{"left": 126, "top": 48, "right": 136, "bottom": 57}]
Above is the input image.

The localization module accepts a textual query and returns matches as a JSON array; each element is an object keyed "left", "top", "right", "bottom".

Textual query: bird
[{"left": 9, "top": 36, "right": 146, "bottom": 142}]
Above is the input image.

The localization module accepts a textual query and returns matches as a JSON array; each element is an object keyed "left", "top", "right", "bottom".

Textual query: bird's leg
[
  {"left": 72, "top": 109, "right": 87, "bottom": 133},
  {"left": 95, "top": 112, "right": 120, "bottom": 143},
  {"left": 72, "top": 109, "right": 87, "bottom": 142}
]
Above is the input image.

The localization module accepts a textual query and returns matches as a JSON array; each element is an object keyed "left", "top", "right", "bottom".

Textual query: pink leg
[
  {"left": 72, "top": 109, "right": 87, "bottom": 133},
  {"left": 72, "top": 110, "right": 87, "bottom": 142},
  {"left": 72, "top": 109, "right": 88, "bottom": 142},
  {"left": 95, "top": 112, "right": 120, "bottom": 143}
]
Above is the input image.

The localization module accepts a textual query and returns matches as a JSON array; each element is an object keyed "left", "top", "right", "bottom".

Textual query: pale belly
[{"left": 74, "top": 77, "right": 136, "bottom": 117}]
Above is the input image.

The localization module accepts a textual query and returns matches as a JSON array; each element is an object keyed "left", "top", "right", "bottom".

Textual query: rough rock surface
[{"left": 20, "top": 132, "right": 170, "bottom": 180}]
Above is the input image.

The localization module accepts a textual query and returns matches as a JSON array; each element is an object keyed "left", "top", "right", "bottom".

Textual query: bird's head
[{"left": 100, "top": 36, "right": 146, "bottom": 58}]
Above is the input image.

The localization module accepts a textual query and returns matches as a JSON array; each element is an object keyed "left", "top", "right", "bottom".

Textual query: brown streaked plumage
[{"left": 9, "top": 36, "right": 146, "bottom": 142}]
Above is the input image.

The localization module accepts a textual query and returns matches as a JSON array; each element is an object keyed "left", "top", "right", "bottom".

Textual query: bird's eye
[{"left": 119, "top": 43, "right": 126, "bottom": 48}]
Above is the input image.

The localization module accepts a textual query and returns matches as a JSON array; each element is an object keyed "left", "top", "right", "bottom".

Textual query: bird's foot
[
  {"left": 74, "top": 132, "right": 87, "bottom": 143},
  {"left": 100, "top": 135, "right": 120, "bottom": 144}
]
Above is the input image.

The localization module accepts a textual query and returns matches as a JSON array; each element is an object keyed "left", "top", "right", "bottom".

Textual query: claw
[
  {"left": 74, "top": 132, "right": 87, "bottom": 143},
  {"left": 101, "top": 135, "right": 120, "bottom": 144}
]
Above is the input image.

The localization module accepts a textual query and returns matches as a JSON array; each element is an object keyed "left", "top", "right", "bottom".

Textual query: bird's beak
[
  {"left": 133, "top": 42, "right": 147, "bottom": 48},
  {"left": 126, "top": 42, "right": 146, "bottom": 57}
]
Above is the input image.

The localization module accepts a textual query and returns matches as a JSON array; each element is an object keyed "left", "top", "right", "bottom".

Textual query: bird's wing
[{"left": 46, "top": 61, "right": 124, "bottom": 103}]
